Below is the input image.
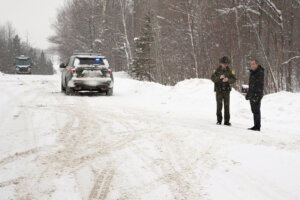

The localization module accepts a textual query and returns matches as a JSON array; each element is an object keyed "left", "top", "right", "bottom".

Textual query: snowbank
[
  {"left": 114, "top": 72, "right": 300, "bottom": 134},
  {"left": 207, "top": 144, "right": 300, "bottom": 200}
]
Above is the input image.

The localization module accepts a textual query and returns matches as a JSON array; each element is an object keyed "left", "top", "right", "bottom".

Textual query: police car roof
[
  {"left": 73, "top": 53, "right": 106, "bottom": 59},
  {"left": 16, "top": 56, "right": 30, "bottom": 60}
]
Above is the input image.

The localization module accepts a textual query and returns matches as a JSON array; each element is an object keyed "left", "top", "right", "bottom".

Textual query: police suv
[{"left": 60, "top": 53, "right": 114, "bottom": 96}]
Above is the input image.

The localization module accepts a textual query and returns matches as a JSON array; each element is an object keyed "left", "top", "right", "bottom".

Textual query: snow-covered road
[{"left": 0, "top": 72, "right": 300, "bottom": 200}]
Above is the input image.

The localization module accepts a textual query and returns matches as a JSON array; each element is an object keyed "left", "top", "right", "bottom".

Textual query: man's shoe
[
  {"left": 248, "top": 126, "right": 260, "bottom": 131},
  {"left": 224, "top": 122, "right": 231, "bottom": 126},
  {"left": 216, "top": 122, "right": 222, "bottom": 125}
]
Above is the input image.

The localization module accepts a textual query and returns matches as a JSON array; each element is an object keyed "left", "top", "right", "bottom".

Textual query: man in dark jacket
[
  {"left": 211, "top": 56, "right": 236, "bottom": 126},
  {"left": 246, "top": 59, "right": 265, "bottom": 131}
]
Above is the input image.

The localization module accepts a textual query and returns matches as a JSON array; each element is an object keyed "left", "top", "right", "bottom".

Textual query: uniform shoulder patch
[
  {"left": 213, "top": 69, "right": 216, "bottom": 73},
  {"left": 232, "top": 70, "right": 235, "bottom": 75}
]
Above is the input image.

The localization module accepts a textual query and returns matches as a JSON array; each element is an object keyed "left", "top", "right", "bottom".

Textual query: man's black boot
[
  {"left": 224, "top": 122, "right": 231, "bottom": 126},
  {"left": 248, "top": 126, "right": 260, "bottom": 131}
]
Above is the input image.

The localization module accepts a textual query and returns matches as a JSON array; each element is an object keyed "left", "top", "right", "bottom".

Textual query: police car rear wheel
[
  {"left": 106, "top": 88, "right": 113, "bottom": 96},
  {"left": 66, "top": 85, "right": 74, "bottom": 95},
  {"left": 61, "top": 84, "right": 65, "bottom": 92}
]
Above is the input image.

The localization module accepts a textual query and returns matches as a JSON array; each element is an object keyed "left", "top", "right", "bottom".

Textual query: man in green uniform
[{"left": 211, "top": 56, "right": 236, "bottom": 126}]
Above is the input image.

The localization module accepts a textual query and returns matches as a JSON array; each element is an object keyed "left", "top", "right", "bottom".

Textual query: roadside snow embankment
[{"left": 114, "top": 72, "right": 300, "bottom": 134}]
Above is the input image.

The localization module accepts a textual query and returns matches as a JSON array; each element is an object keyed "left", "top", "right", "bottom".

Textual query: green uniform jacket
[{"left": 211, "top": 66, "right": 236, "bottom": 92}]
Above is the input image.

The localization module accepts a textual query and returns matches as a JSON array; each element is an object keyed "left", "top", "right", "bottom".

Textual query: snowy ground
[{"left": 0, "top": 71, "right": 300, "bottom": 200}]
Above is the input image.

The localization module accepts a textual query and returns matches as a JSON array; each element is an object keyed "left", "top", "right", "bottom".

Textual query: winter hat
[{"left": 219, "top": 56, "right": 230, "bottom": 64}]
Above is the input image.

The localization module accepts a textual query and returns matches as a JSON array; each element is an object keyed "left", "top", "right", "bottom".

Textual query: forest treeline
[
  {"left": 0, "top": 23, "right": 54, "bottom": 75},
  {"left": 50, "top": 0, "right": 300, "bottom": 92}
]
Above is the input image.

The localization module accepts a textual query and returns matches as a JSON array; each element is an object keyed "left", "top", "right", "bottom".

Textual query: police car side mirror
[{"left": 60, "top": 63, "right": 66, "bottom": 68}]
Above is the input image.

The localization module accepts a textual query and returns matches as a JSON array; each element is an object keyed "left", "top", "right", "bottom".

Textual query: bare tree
[{"left": 49, "top": 0, "right": 300, "bottom": 92}]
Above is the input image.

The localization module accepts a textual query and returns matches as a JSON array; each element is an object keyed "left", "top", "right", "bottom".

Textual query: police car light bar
[{"left": 73, "top": 53, "right": 102, "bottom": 56}]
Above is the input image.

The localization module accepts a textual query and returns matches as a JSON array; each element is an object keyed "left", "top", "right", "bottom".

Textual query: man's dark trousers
[
  {"left": 216, "top": 91, "right": 230, "bottom": 123},
  {"left": 250, "top": 99, "right": 262, "bottom": 129}
]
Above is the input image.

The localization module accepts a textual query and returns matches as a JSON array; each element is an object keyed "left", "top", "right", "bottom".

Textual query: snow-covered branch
[
  {"left": 216, "top": 5, "right": 260, "bottom": 15},
  {"left": 282, "top": 56, "right": 300, "bottom": 65},
  {"left": 255, "top": 0, "right": 283, "bottom": 28}
]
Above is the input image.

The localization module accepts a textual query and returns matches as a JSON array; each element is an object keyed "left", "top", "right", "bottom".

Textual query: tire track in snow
[
  {"left": 130, "top": 137, "right": 193, "bottom": 200},
  {"left": 88, "top": 168, "right": 115, "bottom": 200},
  {"left": 26, "top": 95, "right": 140, "bottom": 198},
  {"left": 0, "top": 148, "right": 40, "bottom": 166},
  {"left": 0, "top": 177, "right": 25, "bottom": 188},
  {"left": 116, "top": 115, "right": 220, "bottom": 200}
]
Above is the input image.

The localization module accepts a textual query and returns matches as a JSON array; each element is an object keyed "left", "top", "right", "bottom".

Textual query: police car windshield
[{"left": 16, "top": 59, "right": 30, "bottom": 65}]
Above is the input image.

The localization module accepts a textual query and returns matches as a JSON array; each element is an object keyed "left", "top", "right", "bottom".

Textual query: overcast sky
[{"left": 0, "top": 0, "right": 64, "bottom": 49}]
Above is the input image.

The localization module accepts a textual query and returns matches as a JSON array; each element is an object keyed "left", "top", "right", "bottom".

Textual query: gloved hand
[
  {"left": 245, "top": 93, "right": 249, "bottom": 100},
  {"left": 223, "top": 77, "right": 228, "bottom": 82},
  {"left": 251, "top": 96, "right": 261, "bottom": 103}
]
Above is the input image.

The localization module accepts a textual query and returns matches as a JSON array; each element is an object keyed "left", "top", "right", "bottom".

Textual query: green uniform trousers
[{"left": 216, "top": 91, "right": 230, "bottom": 123}]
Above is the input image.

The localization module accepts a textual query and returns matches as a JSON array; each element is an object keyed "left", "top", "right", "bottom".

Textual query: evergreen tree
[
  {"left": 131, "top": 13, "right": 156, "bottom": 81},
  {"left": 0, "top": 27, "right": 8, "bottom": 72},
  {"left": 46, "top": 59, "right": 54, "bottom": 74},
  {"left": 35, "top": 51, "right": 53, "bottom": 75},
  {"left": 36, "top": 51, "right": 46, "bottom": 74},
  {"left": 28, "top": 48, "right": 38, "bottom": 67},
  {"left": 12, "top": 35, "right": 21, "bottom": 58}
]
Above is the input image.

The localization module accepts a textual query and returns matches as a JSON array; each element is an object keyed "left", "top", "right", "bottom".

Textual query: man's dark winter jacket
[{"left": 247, "top": 65, "right": 265, "bottom": 100}]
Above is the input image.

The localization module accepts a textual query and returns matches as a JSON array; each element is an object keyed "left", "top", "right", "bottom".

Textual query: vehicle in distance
[
  {"left": 15, "top": 56, "right": 32, "bottom": 74},
  {"left": 241, "top": 84, "right": 249, "bottom": 94},
  {"left": 60, "top": 53, "right": 114, "bottom": 96}
]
